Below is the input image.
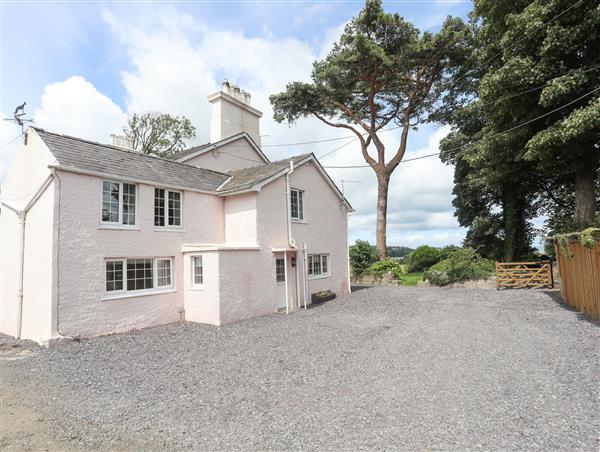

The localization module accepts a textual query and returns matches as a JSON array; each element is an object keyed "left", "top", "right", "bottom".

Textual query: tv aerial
[{"left": 4, "top": 102, "right": 34, "bottom": 133}]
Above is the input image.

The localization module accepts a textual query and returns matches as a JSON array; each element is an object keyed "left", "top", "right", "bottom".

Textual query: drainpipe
[
  {"left": 303, "top": 242, "right": 308, "bottom": 309},
  {"left": 284, "top": 160, "right": 296, "bottom": 249},
  {"left": 284, "top": 161, "right": 297, "bottom": 312},
  {"left": 0, "top": 173, "right": 55, "bottom": 339}
]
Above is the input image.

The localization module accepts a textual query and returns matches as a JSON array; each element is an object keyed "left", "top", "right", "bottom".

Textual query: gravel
[{"left": 2, "top": 286, "right": 599, "bottom": 450}]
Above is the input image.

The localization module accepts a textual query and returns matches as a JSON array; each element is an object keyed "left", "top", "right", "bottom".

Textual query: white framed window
[
  {"left": 156, "top": 258, "right": 172, "bottom": 287},
  {"left": 102, "top": 180, "right": 136, "bottom": 225},
  {"left": 290, "top": 188, "right": 304, "bottom": 220},
  {"left": 192, "top": 256, "right": 203, "bottom": 287},
  {"left": 308, "top": 254, "right": 330, "bottom": 278},
  {"left": 155, "top": 188, "right": 182, "bottom": 227},
  {"left": 275, "top": 258, "right": 286, "bottom": 283},
  {"left": 105, "top": 257, "right": 173, "bottom": 297}
]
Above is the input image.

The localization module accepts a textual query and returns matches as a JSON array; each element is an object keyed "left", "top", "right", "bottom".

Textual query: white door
[{"left": 275, "top": 257, "right": 287, "bottom": 310}]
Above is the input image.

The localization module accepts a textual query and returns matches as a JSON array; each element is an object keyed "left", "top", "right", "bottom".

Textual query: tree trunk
[
  {"left": 574, "top": 152, "right": 599, "bottom": 227},
  {"left": 502, "top": 186, "right": 531, "bottom": 262},
  {"left": 376, "top": 171, "right": 390, "bottom": 258}
]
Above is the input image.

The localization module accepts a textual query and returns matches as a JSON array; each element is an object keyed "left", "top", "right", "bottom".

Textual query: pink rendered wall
[
  {"left": 55, "top": 170, "right": 225, "bottom": 337},
  {"left": 183, "top": 251, "right": 220, "bottom": 325},
  {"left": 255, "top": 162, "right": 350, "bottom": 306},
  {"left": 256, "top": 177, "right": 288, "bottom": 249},
  {"left": 224, "top": 193, "right": 258, "bottom": 245},
  {"left": 217, "top": 249, "right": 275, "bottom": 324},
  {"left": 289, "top": 162, "right": 350, "bottom": 299},
  {"left": 182, "top": 138, "right": 265, "bottom": 172}
]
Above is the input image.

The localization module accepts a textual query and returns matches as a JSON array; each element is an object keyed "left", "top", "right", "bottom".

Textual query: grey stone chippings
[{"left": 2, "top": 286, "right": 599, "bottom": 450}]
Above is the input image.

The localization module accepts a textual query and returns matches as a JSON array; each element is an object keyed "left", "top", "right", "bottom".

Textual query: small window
[
  {"left": 290, "top": 189, "right": 304, "bottom": 220},
  {"left": 106, "top": 260, "right": 124, "bottom": 292},
  {"left": 155, "top": 188, "right": 182, "bottom": 227},
  {"left": 192, "top": 256, "right": 203, "bottom": 286},
  {"left": 275, "top": 258, "right": 285, "bottom": 283},
  {"left": 156, "top": 258, "right": 172, "bottom": 287},
  {"left": 102, "top": 181, "right": 136, "bottom": 225},
  {"left": 308, "top": 254, "right": 330, "bottom": 278}
]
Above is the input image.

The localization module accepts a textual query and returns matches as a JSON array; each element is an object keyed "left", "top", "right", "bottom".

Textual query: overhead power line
[{"left": 322, "top": 86, "right": 600, "bottom": 169}]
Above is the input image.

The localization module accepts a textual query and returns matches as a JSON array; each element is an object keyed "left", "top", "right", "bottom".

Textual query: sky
[{"left": 1, "top": 0, "right": 475, "bottom": 248}]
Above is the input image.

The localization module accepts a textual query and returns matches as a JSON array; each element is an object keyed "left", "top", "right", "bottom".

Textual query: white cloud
[
  {"left": 33, "top": 76, "right": 127, "bottom": 143},
  {"left": 2, "top": 7, "right": 465, "bottom": 247}
]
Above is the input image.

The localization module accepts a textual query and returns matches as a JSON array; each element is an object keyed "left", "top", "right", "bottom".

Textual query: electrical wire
[
  {"left": 1, "top": 132, "right": 24, "bottom": 148},
  {"left": 322, "top": 86, "right": 600, "bottom": 169}
]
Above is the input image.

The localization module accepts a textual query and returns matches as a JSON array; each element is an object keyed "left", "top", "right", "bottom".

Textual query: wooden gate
[{"left": 496, "top": 261, "right": 553, "bottom": 289}]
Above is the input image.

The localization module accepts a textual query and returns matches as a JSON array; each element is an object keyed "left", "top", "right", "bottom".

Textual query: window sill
[
  {"left": 291, "top": 219, "right": 308, "bottom": 224},
  {"left": 154, "top": 227, "right": 185, "bottom": 233},
  {"left": 98, "top": 224, "right": 140, "bottom": 231},
  {"left": 190, "top": 285, "right": 205, "bottom": 291},
  {"left": 308, "top": 274, "right": 331, "bottom": 280},
  {"left": 102, "top": 288, "right": 176, "bottom": 301}
]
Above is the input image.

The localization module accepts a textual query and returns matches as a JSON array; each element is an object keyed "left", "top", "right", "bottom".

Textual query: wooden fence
[
  {"left": 555, "top": 240, "right": 600, "bottom": 320},
  {"left": 496, "top": 262, "right": 553, "bottom": 289}
]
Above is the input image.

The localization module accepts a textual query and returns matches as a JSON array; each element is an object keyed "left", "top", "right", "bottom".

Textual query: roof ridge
[
  {"left": 32, "top": 127, "right": 231, "bottom": 177},
  {"left": 170, "top": 131, "right": 248, "bottom": 158}
]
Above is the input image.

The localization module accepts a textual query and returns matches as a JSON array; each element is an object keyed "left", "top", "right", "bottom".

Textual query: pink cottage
[{"left": 0, "top": 82, "right": 353, "bottom": 343}]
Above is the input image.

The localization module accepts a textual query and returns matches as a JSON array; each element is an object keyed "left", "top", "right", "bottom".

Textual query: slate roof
[
  {"left": 35, "top": 128, "right": 230, "bottom": 192},
  {"left": 218, "top": 154, "right": 311, "bottom": 194}
]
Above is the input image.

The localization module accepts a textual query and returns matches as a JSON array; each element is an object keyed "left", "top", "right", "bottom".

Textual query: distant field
[{"left": 399, "top": 272, "right": 423, "bottom": 286}]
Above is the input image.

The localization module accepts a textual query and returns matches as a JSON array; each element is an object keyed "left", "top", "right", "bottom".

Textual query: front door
[{"left": 275, "top": 257, "right": 287, "bottom": 310}]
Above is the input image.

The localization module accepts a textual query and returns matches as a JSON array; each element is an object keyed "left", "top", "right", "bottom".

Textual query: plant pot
[{"left": 311, "top": 290, "right": 336, "bottom": 304}]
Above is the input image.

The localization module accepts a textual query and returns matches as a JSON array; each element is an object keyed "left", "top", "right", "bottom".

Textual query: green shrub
[
  {"left": 406, "top": 245, "right": 442, "bottom": 272},
  {"left": 439, "top": 245, "right": 460, "bottom": 260},
  {"left": 349, "top": 239, "right": 380, "bottom": 275},
  {"left": 366, "top": 258, "right": 404, "bottom": 279},
  {"left": 424, "top": 247, "right": 495, "bottom": 286}
]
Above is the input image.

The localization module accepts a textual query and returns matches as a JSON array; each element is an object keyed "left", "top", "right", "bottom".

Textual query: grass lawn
[{"left": 398, "top": 272, "right": 423, "bottom": 286}]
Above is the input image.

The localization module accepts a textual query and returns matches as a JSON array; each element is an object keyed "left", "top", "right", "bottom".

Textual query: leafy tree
[
  {"left": 124, "top": 112, "right": 196, "bottom": 157},
  {"left": 349, "top": 239, "right": 380, "bottom": 275},
  {"left": 437, "top": 0, "right": 599, "bottom": 259},
  {"left": 386, "top": 246, "right": 413, "bottom": 258},
  {"left": 406, "top": 245, "right": 442, "bottom": 272},
  {"left": 270, "top": 0, "right": 471, "bottom": 256}
]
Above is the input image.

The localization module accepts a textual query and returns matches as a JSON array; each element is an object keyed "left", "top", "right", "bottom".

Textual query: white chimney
[
  {"left": 207, "top": 80, "right": 263, "bottom": 146},
  {"left": 110, "top": 134, "right": 134, "bottom": 150}
]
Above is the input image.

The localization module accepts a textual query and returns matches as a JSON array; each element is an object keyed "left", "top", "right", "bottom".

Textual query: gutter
[{"left": 0, "top": 173, "right": 55, "bottom": 339}]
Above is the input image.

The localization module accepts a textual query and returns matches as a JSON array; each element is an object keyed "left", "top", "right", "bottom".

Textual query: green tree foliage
[
  {"left": 270, "top": 0, "right": 471, "bottom": 256},
  {"left": 124, "top": 112, "right": 196, "bottom": 157},
  {"left": 349, "top": 239, "right": 380, "bottom": 275},
  {"left": 424, "top": 247, "right": 495, "bottom": 285},
  {"left": 386, "top": 246, "right": 414, "bottom": 258},
  {"left": 406, "top": 245, "right": 442, "bottom": 272},
  {"left": 436, "top": 0, "right": 600, "bottom": 260}
]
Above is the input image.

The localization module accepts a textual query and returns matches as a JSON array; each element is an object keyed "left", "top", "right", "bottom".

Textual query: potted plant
[{"left": 311, "top": 290, "right": 336, "bottom": 304}]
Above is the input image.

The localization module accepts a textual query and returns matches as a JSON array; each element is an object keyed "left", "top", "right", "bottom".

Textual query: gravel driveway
[{"left": 2, "top": 286, "right": 599, "bottom": 450}]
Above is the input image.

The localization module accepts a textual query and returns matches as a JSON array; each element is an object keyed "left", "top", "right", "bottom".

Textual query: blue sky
[{"left": 1, "top": 0, "right": 474, "bottom": 248}]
